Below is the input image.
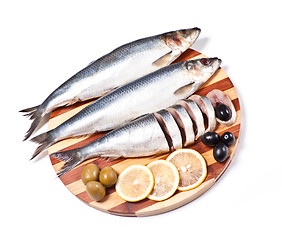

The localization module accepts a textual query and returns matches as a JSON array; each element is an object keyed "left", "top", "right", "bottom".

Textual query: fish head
[
  {"left": 173, "top": 57, "right": 221, "bottom": 98},
  {"left": 186, "top": 57, "right": 221, "bottom": 81},
  {"left": 183, "top": 57, "right": 221, "bottom": 92},
  {"left": 162, "top": 27, "right": 201, "bottom": 52}
]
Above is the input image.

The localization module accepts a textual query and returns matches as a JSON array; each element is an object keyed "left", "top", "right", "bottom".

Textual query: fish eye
[{"left": 200, "top": 58, "right": 211, "bottom": 66}]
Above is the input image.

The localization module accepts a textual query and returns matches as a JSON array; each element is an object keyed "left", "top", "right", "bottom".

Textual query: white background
[{"left": 1, "top": 0, "right": 281, "bottom": 239}]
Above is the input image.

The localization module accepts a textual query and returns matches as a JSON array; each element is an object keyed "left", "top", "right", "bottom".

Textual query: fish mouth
[
  {"left": 210, "top": 57, "right": 222, "bottom": 70},
  {"left": 179, "top": 27, "right": 201, "bottom": 45},
  {"left": 201, "top": 57, "right": 221, "bottom": 71}
]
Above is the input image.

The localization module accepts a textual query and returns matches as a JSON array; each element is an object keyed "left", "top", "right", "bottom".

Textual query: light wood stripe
[{"left": 89, "top": 192, "right": 126, "bottom": 212}]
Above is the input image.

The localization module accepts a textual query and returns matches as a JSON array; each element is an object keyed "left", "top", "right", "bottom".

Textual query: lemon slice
[
  {"left": 147, "top": 160, "right": 180, "bottom": 201},
  {"left": 166, "top": 149, "right": 207, "bottom": 191},
  {"left": 115, "top": 165, "right": 154, "bottom": 202}
]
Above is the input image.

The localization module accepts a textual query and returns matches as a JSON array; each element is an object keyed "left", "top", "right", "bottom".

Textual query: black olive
[
  {"left": 221, "top": 132, "right": 235, "bottom": 147},
  {"left": 201, "top": 132, "right": 220, "bottom": 147},
  {"left": 213, "top": 142, "right": 228, "bottom": 162},
  {"left": 215, "top": 104, "right": 231, "bottom": 121}
]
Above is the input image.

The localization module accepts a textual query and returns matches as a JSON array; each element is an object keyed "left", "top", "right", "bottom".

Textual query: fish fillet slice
[
  {"left": 188, "top": 95, "right": 216, "bottom": 132},
  {"left": 206, "top": 89, "right": 236, "bottom": 126},
  {"left": 154, "top": 110, "right": 182, "bottom": 151},
  {"left": 167, "top": 104, "right": 195, "bottom": 146},
  {"left": 176, "top": 99, "right": 205, "bottom": 140}
]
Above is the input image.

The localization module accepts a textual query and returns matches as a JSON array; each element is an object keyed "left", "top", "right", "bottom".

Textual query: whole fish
[
  {"left": 31, "top": 57, "right": 221, "bottom": 159},
  {"left": 52, "top": 91, "right": 219, "bottom": 177},
  {"left": 21, "top": 27, "right": 201, "bottom": 140}
]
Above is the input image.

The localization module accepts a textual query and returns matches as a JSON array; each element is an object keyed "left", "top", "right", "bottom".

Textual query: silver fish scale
[
  {"left": 83, "top": 113, "right": 169, "bottom": 159},
  {"left": 68, "top": 61, "right": 185, "bottom": 119},
  {"left": 80, "top": 35, "right": 164, "bottom": 75}
]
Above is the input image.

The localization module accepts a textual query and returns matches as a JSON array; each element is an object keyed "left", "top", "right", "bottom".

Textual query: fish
[
  {"left": 167, "top": 104, "right": 195, "bottom": 146},
  {"left": 31, "top": 57, "right": 221, "bottom": 159},
  {"left": 52, "top": 91, "right": 219, "bottom": 177},
  {"left": 20, "top": 27, "right": 201, "bottom": 140},
  {"left": 177, "top": 99, "right": 205, "bottom": 139},
  {"left": 206, "top": 89, "right": 236, "bottom": 126},
  {"left": 154, "top": 109, "right": 182, "bottom": 151},
  {"left": 188, "top": 94, "right": 216, "bottom": 132}
]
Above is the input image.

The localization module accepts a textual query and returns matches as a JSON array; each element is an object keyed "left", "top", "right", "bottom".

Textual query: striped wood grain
[{"left": 48, "top": 49, "right": 241, "bottom": 217}]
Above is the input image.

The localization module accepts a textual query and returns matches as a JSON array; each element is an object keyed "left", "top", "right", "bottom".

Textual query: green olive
[
  {"left": 81, "top": 163, "right": 100, "bottom": 185},
  {"left": 86, "top": 181, "right": 106, "bottom": 201},
  {"left": 99, "top": 166, "right": 117, "bottom": 187}
]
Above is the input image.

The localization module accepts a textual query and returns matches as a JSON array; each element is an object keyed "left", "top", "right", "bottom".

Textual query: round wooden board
[{"left": 48, "top": 49, "right": 241, "bottom": 217}]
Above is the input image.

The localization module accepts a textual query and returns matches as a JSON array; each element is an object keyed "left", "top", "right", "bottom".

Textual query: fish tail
[
  {"left": 50, "top": 150, "right": 82, "bottom": 177},
  {"left": 21, "top": 105, "right": 44, "bottom": 140},
  {"left": 19, "top": 105, "right": 40, "bottom": 119},
  {"left": 30, "top": 131, "right": 53, "bottom": 160}
]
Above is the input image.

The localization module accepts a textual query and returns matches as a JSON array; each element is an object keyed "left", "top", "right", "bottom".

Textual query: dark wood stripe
[
  {"left": 108, "top": 198, "right": 156, "bottom": 216},
  {"left": 173, "top": 48, "right": 201, "bottom": 63},
  {"left": 196, "top": 77, "right": 234, "bottom": 96},
  {"left": 50, "top": 99, "right": 95, "bottom": 119},
  {"left": 205, "top": 161, "right": 227, "bottom": 182},
  {"left": 232, "top": 98, "right": 240, "bottom": 111}
]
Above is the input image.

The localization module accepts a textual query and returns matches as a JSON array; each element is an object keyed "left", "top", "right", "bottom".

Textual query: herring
[
  {"left": 188, "top": 95, "right": 216, "bottom": 132},
  {"left": 20, "top": 27, "right": 201, "bottom": 140},
  {"left": 31, "top": 57, "right": 221, "bottom": 159}
]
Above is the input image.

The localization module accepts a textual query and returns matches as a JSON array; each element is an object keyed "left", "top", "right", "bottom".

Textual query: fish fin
[
  {"left": 152, "top": 50, "right": 181, "bottom": 67},
  {"left": 30, "top": 132, "right": 53, "bottom": 160},
  {"left": 23, "top": 116, "right": 43, "bottom": 141},
  {"left": 21, "top": 105, "right": 44, "bottom": 140},
  {"left": 50, "top": 150, "right": 82, "bottom": 177},
  {"left": 131, "top": 113, "right": 150, "bottom": 122},
  {"left": 173, "top": 82, "right": 195, "bottom": 96},
  {"left": 100, "top": 154, "right": 121, "bottom": 160},
  {"left": 19, "top": 105, "right": 40, "bottom": 119},
  {"left": 87, "top": 59, "right": 97, "bottom": 66}
]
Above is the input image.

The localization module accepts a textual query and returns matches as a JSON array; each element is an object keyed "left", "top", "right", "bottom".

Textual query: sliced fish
[
  {"left": 177, "top": 99, "right": 205, "bottom": 139},
  {"left": 167, "top": 104, "right": 195, "bottom": 146},
  {"left": 188, "top": 94, "right": 216, "bottom": 132},
  {"left": 154, "top": 109, "right": 182, "bottom": 151},
  {"left": 206, "top": 89, "right": 236, "bottom": 126}
]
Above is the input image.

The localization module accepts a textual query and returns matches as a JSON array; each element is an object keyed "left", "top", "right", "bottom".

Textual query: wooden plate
[{"left": 48, "top": 49, "right": 241, "bottom": 217}]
